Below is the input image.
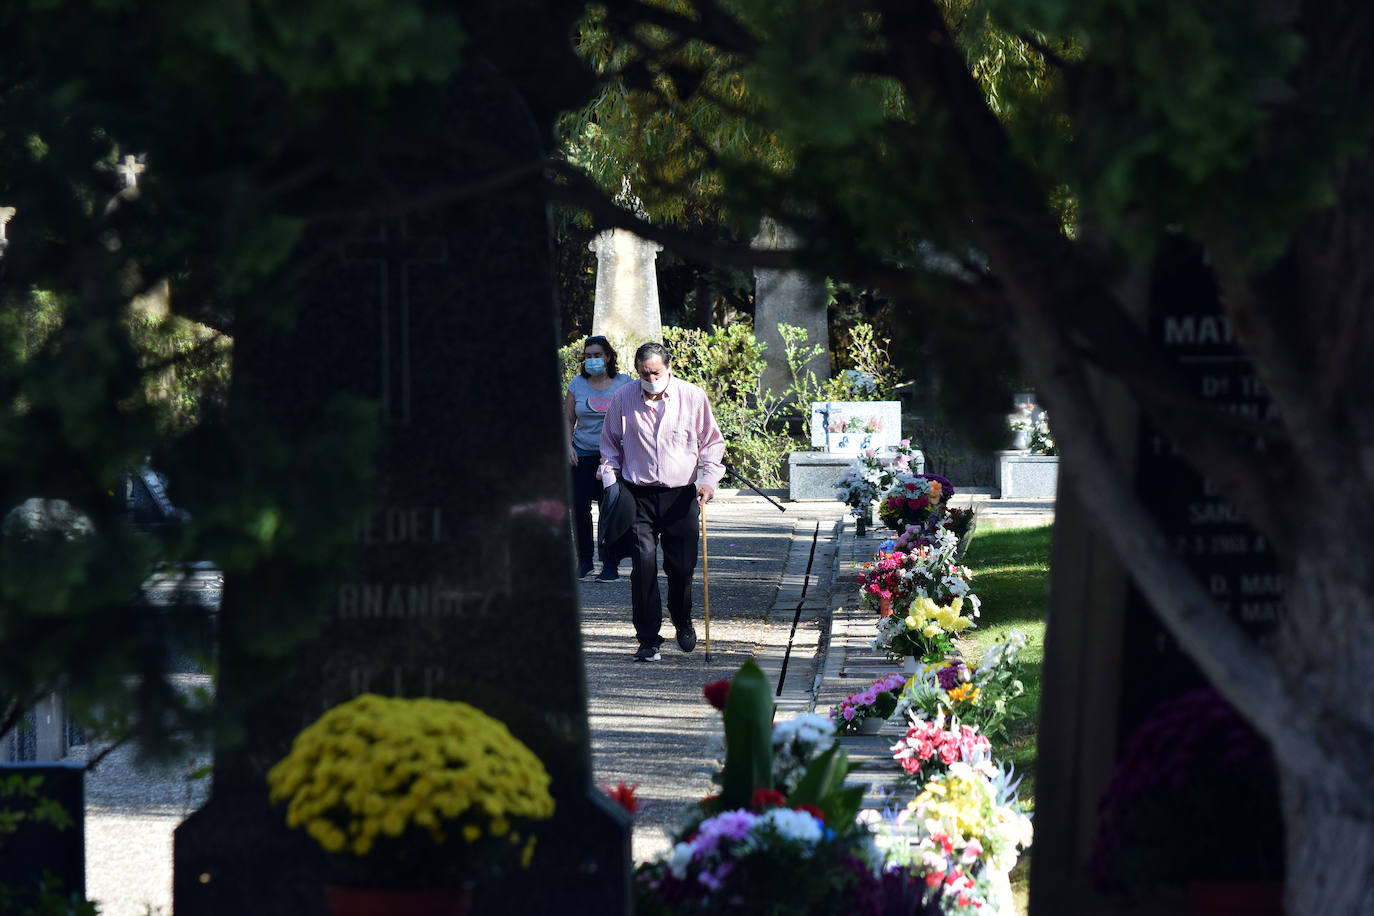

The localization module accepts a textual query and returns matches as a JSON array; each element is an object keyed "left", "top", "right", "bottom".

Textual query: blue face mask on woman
[{"left": 584, "top": 357, "right": 606, "bottom": 376}]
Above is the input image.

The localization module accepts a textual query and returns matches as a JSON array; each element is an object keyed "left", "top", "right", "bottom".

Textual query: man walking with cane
[{"left": 599, "top": 342, "right": 726, "bottom": 661}]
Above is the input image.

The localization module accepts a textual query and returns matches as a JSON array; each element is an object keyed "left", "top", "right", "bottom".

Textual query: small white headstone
[{"left": 809, "top": 401, "right": 902, "bottom": 453}]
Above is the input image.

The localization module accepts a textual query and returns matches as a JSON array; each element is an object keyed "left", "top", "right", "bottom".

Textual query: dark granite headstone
[
  {"left": 0, "top": 762, "right": 85, "bottom": 901},
  {"left": 1030, "top": 240, "right": 1283, "bottom": 913},
  {"left": 173, "top": 64, "right": 629, "bottom": 915}
]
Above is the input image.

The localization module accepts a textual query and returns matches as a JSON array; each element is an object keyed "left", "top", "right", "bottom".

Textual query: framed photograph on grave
[{"left": 808, "top": 401, "right": 902, "bottom": 454}]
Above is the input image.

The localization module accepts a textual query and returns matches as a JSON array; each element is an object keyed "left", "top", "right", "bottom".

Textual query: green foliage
[
  {"left": 0, "top": 775, "right": 72, "bottom": 840},
  {"left": 663, "top": 322, "right": 793, "bottom": 486},
  {"left": 719, "top": 659, "right": 774, "bottom": 808},
  {"left": 0, "top": 775, "right": 97, "bottom": 916},
  {"left": 781, "top": 323, "right": 899, "bottom": 407},
  {"left": 0, "top": 873, "right": 97, "bottom": 916},
  {"left": 127, "top": 311, "right": 232, "bottom": 434},
  {"left": 783, "top": 745, "right": 865, "bottom": 829},
  {"left": 562, "top": 4, "right": 789, "bottom": 229},
  {"left": 557, "top": 342, "right": 583, "bottom": 394},
  {"left": 0, "top": 0, "right": 495, "bottom": 753}
]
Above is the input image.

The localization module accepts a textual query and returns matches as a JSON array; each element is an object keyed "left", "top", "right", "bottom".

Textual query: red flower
[
  {"left": 749, "top": 788, "right": 787, "bottom": 810},
  {"left": 793, "top": 803, "right": 826, "bottom": 824},
  {"left": 703, "top": 680, "right": 731, "bottom": 710},
  {"left": 600, "top": 780, "right": 641, "bottom": 814}
]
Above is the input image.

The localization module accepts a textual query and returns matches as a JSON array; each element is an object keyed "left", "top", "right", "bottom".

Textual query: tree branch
[
  {"left": 869, "top": 0, "right": 1353, "bottom": 776},
  {"left": 1016, "top": 31, "right": 1073, "bottom": 72},
  {"left": 599, "top": 0, "right": 761, "bottom": 58}
]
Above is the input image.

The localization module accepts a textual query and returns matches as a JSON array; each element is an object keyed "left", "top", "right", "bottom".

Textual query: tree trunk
[{"left": 1279, "top": 759, "right": 1374, "bottom": 913}]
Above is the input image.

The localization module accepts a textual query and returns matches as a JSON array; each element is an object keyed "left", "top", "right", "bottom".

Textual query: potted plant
[
  {"left": 266, "top": 693, "right": 556, "bottom": 916},
  {"left": 831, "top": 673, "right": 908, "bottom": 735},
  {"left": 1091, "top": 688, "right": 1284, "bottom": 914}
]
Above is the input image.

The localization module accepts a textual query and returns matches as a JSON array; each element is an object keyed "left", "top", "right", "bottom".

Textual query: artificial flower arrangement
[
  {"left": 834, "top": 440, "right": 922, "bottom": 519},
  {"left": 266, "top": 694, "right": 556, "bottom": 888},
  {"left": 862, "top": 734, "right": 1031, "bottom": 916},
  {"left": 900, "top": 633, "right": 1030, "bottom": 745},
  {"left": 1011, "top": 407, "right": 1056, "bottom": 455},
  {"left": 878, "top": 471, "right": 954, "bottom": 535},
  {"left": 870, "top": 716, "right": 1033, "bottom": 915},
  {"left": 636, "top": 662, "right": 956, "bottom": 916},
  {"left": 860, "top": 804, "right": 992, "bottom": 916},
  {"left": 873, "top": 594, "right": 979, "bottom": 664},
  {"left": 903, "top": 759, "right": 1034, "bottom": 887},
  {"left": 830, "top": 673, "right": 908, "bottom": 735},
  {"left": 858, "top": 528, "right": 979, "bottom": 618},
  {"left": 890, "top": 710, "right": 995, "bottom": 786},
  {"left": 1090, "top": 687, "right": 1282, "bottom": 894}
]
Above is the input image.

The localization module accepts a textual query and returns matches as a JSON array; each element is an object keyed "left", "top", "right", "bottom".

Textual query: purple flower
[
  {"left": 936, "top": 662, "right": 969, "bottom": 691},
  {"left": 694, "top": 809, "right": 757, "bottom": 851}
]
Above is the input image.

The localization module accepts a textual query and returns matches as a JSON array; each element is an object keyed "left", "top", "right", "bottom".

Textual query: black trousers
[
  {"left": 625, "top": 482, "right": 699, "bottom": 645},
  {"left": 570, "top": 454, "right": 603, "bottom": 565}
]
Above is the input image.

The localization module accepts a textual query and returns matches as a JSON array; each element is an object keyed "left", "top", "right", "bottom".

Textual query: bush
[
  {"left": 781, "top": 323, "right": 900, "bottom": 407},
  {"left": 663, "top": 322, "right": 794, "bottom": 487}
]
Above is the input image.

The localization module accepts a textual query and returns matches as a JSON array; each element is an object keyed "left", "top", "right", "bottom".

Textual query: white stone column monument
[
  {"left": 589, "top": 228, "right": 663, "bottom": 349},
  {"left": 0, "top": 206, "right": 15, "bottom": 261},
  {"left": 753, "top": 217, "right": 829, "bottom": 399}
]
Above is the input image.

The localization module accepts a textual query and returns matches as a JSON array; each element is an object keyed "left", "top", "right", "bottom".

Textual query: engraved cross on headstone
[{"left": 342, "top": 220, "right": 449, "bottom": 425}]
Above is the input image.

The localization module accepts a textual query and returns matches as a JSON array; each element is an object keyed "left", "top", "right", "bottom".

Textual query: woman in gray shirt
[{"left": 564, "top": 336, "right": 633, "bottom": 579}]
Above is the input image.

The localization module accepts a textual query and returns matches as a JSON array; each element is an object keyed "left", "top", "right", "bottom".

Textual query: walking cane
[{"left": 701, "top": 501, "right": 712, "bottom": 664}]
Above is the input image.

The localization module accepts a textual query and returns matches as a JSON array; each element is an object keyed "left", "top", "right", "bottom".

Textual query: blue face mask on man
[{"left": 584, "top": 357, "right": 606, "bottom": 376}]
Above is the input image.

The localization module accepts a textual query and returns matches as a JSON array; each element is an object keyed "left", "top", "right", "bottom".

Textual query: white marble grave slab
[{"left": 809, "top": 401, "right": 902, "bottom": 453}]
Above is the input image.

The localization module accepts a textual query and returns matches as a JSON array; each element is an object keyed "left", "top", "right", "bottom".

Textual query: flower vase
[
  {"left": 324, "top": 885, "right": 475, "bottom": 916},
  {"left": 855, "top": 513, "right": 867, "bottom": 537},
  {"left": 856, "top": 716, "right": 885, "bottom": 735},
  {"left": 879, "top": 595, "right": 893, "bottom": 617},
  {"left": 901, "top": 656, "right": 919, "bottom": 676}
]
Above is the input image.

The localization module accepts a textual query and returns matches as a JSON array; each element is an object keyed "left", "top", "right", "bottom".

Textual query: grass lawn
[{"left": 957, "top": 522, "right": 1053, "bottom": 913}]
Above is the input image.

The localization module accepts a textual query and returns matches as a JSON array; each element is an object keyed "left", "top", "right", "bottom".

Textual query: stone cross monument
[
  {"left": 752, "top": 217, "right": 829, "bottom": 399},
  {"left": 589, "top": 227, "right": 663, "bottom": 349}
]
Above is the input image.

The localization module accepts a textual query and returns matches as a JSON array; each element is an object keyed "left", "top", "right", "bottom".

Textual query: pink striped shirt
[{"left": 599, "top": 376, "right": 726, "bottom": 489}]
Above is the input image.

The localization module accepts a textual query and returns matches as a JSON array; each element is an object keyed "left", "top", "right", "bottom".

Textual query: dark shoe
[
  {"left": 595, "top": 565, "right": 620, "bottom": 581},
  {"left": 634, "top": 643, "right": 661, "bottom": 662},
  {"left": 577, "top": 559, "right": 595, "bottom": 578},
  {"left": 675, "top": 624, "right": 697, "bottom": 654}
]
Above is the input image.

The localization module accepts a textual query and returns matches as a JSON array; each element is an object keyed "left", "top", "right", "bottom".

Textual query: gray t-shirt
[{"left": 568, "top": 373, "right": 633, "bottom": 455}]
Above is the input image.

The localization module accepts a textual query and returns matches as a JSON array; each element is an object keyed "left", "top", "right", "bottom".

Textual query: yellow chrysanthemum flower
[{"left": 265, "top": 694, "right": 555, "bottom": 870}]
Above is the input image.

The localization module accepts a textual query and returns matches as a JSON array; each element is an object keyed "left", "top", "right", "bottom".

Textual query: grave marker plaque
[
  {"left": 174, "top": 66, "right": 629, "bottom": 915},
  {"left": 808, "top": 401, "right": 903, "bottom": 454},
  {"left": 1030, "top": 240, "right": 1283, "bottom": 914}
]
